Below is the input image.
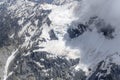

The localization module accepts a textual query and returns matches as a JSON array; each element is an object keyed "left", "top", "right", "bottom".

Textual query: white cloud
[{"left": 75, "top": 0, "right": 120, "bottom": 27}]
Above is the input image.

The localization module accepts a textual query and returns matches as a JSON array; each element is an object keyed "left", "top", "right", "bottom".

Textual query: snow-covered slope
[{"left": 0, "top": 0, "right": 120, "bottom": 80}]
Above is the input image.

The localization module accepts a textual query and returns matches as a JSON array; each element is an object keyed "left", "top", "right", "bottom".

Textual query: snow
[
  {"left": 33, "top": 1, "right": 80, "bottom": 59},
  {"left": 33, "top": 39, "right": 80, "bottom": 59},
  {"left": 33, "top": 61, "right": 44, "bottom": 68},
  {"left": 3, "top": 0, "right": 120, "bottom": 78},
  {"left": 18, "top": 22, "right": 31, "bottom": 37},
  {"left": 42, "top": 1, "right": 120, "bottom": 72},
  {"left": 75, "top": 63, "right": 89, "bottom": 75},
  {"left": 4, "top": 49, "right": 18, "bottom": 80},
  {"left": 33, "top": 0, "right": 120, "bottom": 74},
  {"left": 107, "top": 53, "right": 120, "bottom": 65},
  {"left": 18, "top": 18, "right": 24, "bottom": 25},
  {"left": 49, "top": 2, "right": 78, "bottom": 26},
  {"left": 0, "top": 1, "right": 4, "bottom": 5},
  {"left": 40, "top": 24, "right": 51, "bottom": 39},
  {"left": 64, "top": 29, "right": 120, "bottom": 70},
  {"left": 9, "top": 34, "right": 14, "bottom": 39}
]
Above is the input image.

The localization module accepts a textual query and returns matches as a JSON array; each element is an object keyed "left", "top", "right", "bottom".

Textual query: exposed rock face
[
  {"left": 5, "top": 51, "right": 86, "bottom": 80},
  {"left": 88, "top": 54, "right": 120, "bottom": 80},
  {"left": 0, "top": 0, "right": 120, "bottom": 80},
  {"left": 67, "top": 24, "right": 88, "bottom": 39}
]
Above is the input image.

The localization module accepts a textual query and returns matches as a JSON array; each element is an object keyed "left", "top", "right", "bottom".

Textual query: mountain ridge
[{"left": 0, "top": 0, "right": 120, "bottom": 80}]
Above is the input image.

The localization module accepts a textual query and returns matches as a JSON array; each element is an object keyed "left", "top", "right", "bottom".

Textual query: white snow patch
[
  {"left": 33, "top": 38, "right": 80, "bottom": 59},
  {"left": 34, "top": 61, "right": 44, "bottom": 68},
  {"left": 18, "top": 22, "right": 31, "bottom": 37},
  {"left": 48, "top": 2, "right": 78, "bottom": 26},
  {"left": 4, "top": 0, "right": 120, "bottom": 77},
  {"left": 4, "top": 49, "right": 18, "bottom": 80},
  {"left": 75, "top": 63, "right": 89, "bottom": 75},
  {"left": 41, "top": 24, "right": 51, "bottom": 40},
  {"left": 9, "top": 34, "right": 14, "bottom": 39}
]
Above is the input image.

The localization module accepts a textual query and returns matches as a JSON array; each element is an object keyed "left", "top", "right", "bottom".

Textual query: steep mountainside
[{"left": 0, "top": 0, "right": 120, "bottom": 80}]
